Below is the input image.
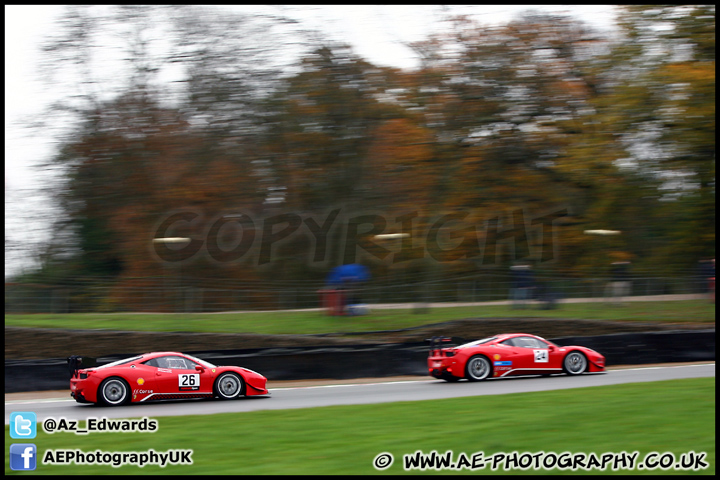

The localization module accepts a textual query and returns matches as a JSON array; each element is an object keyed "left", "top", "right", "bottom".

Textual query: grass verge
[
  {"left": 4, "top": 300, "right": 715, "bottom": 335},
  {"left": 5, "top": 377, "right": 715, "bottom": 475}
]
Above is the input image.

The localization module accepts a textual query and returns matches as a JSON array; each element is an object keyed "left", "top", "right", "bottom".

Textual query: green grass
[
  {"left": 4, "top": 300, "right": 715, "bottom": 335},
  {"left": 5, "top": 378, "right": 715, "bottom": 475}
]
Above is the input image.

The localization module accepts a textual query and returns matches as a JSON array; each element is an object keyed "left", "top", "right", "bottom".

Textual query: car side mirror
[
  {"left": 548, "top": 345, "right": 556, "bottom": 352},
  {"left": 195, "top": 365, "right": 205, "bottom": 373}
]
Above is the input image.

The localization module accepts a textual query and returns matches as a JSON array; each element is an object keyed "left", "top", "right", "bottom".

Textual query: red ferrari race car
[
  {"left": 69, "top": 351, "right": 268, "bottom": 406},
  {"left": 428, "top": 333, "right": 605, "bottom": 382}
]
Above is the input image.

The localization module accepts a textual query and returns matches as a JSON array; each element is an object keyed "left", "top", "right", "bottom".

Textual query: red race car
[
  {"left": 428, "top": 333, "right": 605, "bottom": 382},
  {"left": 69, "top": 351, "right": 268, "bottom": 406}
]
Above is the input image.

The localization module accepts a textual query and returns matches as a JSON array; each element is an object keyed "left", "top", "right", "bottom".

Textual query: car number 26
[{"left": 178, "top": 374, "right": 199, "bottom": 388}]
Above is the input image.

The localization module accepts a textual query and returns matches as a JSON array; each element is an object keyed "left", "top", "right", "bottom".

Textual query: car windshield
[
  {"left": 183, "top": 354, "right": 217, "bottom": 369},
  {"left": 94, "top": 355, "right": 144, "bottom": 369},
  {"left": 456, "top": 337, "right": 497, "bottom": 349}
]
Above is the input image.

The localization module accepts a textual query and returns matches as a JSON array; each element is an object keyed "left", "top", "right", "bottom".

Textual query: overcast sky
[{"left": 4, "top": 5, "right": 619, "bottom": 277}]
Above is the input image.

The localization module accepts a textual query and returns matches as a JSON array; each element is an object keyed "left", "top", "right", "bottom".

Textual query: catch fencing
[{"left": 4, "top": 274, "right": 712, "bottom": 314}]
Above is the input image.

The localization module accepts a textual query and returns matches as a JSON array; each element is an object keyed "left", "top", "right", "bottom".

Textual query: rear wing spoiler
[
  {"left": 67, "top": 355, "right": 97, "bottom": 378},
  {"left": 427, "top": 336, "right": 463, "bottom": 354}
]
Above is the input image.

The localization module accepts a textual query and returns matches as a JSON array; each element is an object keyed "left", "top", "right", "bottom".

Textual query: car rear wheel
[
  {"left": 563, "top": 352, "right": 587, "bottom": 375},
  {"left": 465, "top": 355, "right": 492, "bottom": 381},
  {"left": 98, "top": 377, "right": 130, "bottom": 406},
  {"left": 214, "top": 372, "right": 244, "bottom": 400}
]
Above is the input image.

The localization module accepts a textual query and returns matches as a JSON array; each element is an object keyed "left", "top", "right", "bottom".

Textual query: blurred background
[{"left": 5, "top": 5, "right": 715, "bottom": 313}]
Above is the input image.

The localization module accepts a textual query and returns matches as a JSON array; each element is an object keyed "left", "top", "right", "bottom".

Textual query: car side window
[
  {"left": 499, "top": 339, "right": 517, "bottom": 347},
  {"left": 515, "top": 337, "right": 542, "bottom": 348},
  {"left": 143, "top": 358, "right": 160, "bottom": 368},
  {"left": 143, "top": 356, "right": 198, "bottom": 370}
]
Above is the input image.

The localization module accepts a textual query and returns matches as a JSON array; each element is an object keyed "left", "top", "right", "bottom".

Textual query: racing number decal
[
  {"left": 533, "top": 349, "right": 549, "bottom": 363},
  {"left": 178, "top": 373, "right": 200, "bottom": 390}
]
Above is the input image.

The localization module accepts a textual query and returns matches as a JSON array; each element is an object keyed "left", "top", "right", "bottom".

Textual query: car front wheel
[
  {"left": 98, "top": 377, "right": 130, "bottom": 406},
  {"left": 465, "top": 355, "right": 492, "bottom": 381},
  {"left": 563, "top": 352, "right": 587, "bottom": 375},
  {"left": 214, "top": 372, "right": 244, "bottom": 400}
]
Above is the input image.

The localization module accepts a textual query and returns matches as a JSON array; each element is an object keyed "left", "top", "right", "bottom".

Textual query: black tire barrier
[
  {"left": 4, "top": 329, "right": 714, "bottom": 393},
  {"left": 551, "top": 329, "right": 716, "bottom": 365}
]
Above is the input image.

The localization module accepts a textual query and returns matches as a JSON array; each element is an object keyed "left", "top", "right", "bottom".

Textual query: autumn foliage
[{"left": 18, "top": 6, "right": 714, "bottom": 308}]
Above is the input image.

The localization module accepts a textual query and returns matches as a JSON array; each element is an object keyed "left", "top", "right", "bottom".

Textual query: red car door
[
  {"left": 144, "top": 355, "right": 212, "bottom": 395},
  {"left": 149, "top": 365, "right": 182, "bottom": 395},
  {"left": 505, "top": 336, "right": 557, "bottom": 375},
  {"left": 492, "top": 339, "right": 535, "bottom": 376}
]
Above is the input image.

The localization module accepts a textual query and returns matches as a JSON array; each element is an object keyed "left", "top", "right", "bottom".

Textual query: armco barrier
[{"left": 4, "top": 330, "right": 714, "bottom": 393}]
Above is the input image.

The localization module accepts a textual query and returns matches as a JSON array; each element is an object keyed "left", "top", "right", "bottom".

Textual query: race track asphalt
[{"left": 5, "top": 363, "right": 714, "bottom": 425}]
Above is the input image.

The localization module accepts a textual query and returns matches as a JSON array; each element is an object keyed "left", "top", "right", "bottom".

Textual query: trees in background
[{"left": 15, "top": 5, "right": 714, "bottom": 294}]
